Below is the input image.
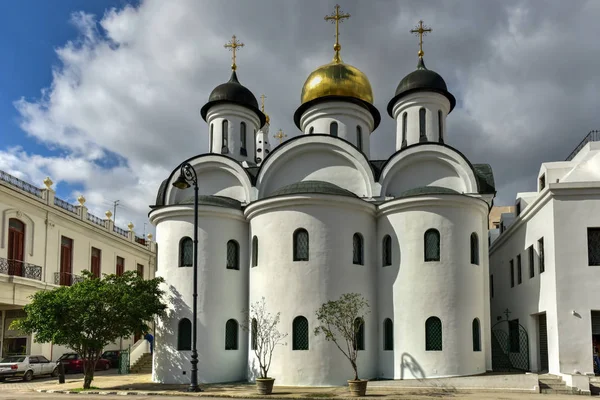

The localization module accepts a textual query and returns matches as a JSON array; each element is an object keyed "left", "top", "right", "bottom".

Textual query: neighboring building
[
  {"left": 0, "top": 171, "right": 156, "bottom": 360},
  {"left": 150, "top": 17, "right": 496, "bottom": 386},
  {"left": 489, "top": 206, "right": 515, "bottom": 230},
  {"left": 489, "top": 130, "right": 600, "bottom": 389}
]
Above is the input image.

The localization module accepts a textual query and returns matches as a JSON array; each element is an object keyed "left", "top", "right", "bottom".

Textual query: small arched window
[
  {"left": 353, "top": 317, "right": 365, "bottom": 350},
  {"left": 419, "top": 108, "right": 427, "bottom": 142},
  {"left": 293, "top": 229, "right": 309, "bottom": 261},
  {"left": 292, "top": 316, "right": 309, "bottom": 350},
  {"left": 221, "top": 120, "right": 229, "bottom": 153},
  {"left": 225, "top": 319, "right": 239, "bottom": 350},
  {"left": 472, "top": 318, "right": 481, "bottom": 352},
  {"left": 383, "top": 318, "right": 393, "bottom": 351},
  {"left": 309, "top": 126, "right": 314, "bottom": 134},
  {"left": 401, "top": 112, "right": 408, "bottom": 148},
  {"left": 254, "top": 129, "right": 258, "bottom": 159},
  {"left": 209, "top": 123, "right": 214, "bottom": 152},
  {"left": 330, "top": 121, "right": 338, "bottom": 137},
  {"left": 240, "top": 122, "right": 247, "bottom": 155},
  {"left": 177, "top": 318, "right": 192, "bottom": 350},
  {"left": 470, "top": 233, "right": 479, "bottom": 265},
  {"left": 226, "top": 240, "right": 239, "bottom": 270},
  {"left": 252, "top": 236, "right": 258, "bottom": 267},
  {"left": 425, "top": 316, "right": 442, "bottom": 351},
  {"left": 179, "top": 237, "right": 193, "bottom": 267},
  {"left": 353, "top": 233, "right": 364, "bottom": 265},
  {"left": 382, "top": 235, "right": 392, "bottom": 267},
  {"left": 438, "top": 110, "right": 444, "bottom": 143},
  {"left": 251, "top": 318, "right": 258, "bottom": 350},
  {"left": 356, "top": 125, "right": 363, "bottom": 151},
  {"left": 424, "top": 229, "right": 440, "bottom": 262}
]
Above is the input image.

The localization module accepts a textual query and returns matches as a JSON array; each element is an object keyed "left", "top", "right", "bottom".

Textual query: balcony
[
  {"left": 0, "top": 258, "right": 42, "bottom": 281},
  {"left": 53, "top": 272, "right": 84, "bottom": 286}
]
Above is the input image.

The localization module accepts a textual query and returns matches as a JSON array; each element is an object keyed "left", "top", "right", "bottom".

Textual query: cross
[
  {"left": 260, "top": 94, "right": 267, "bottom": 113},
  {"left": 324, "top": 4, "right": 350, "bottom": 63},
  {"left": 410, "top": 20, "right": 432, "bottom": 58},
  {"left": 224, "top": 35, "right": 244, "bottom": 71},
  {"left": 503, "top": 308, "right": 511, "bottom": 321},
  {"left": 273, "top": 129, "right": 287, "bottom": 144}
]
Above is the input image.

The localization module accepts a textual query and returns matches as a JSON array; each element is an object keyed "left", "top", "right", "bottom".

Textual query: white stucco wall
[{"left": 206, "top": 104, "right": 260, "bottom": 164}]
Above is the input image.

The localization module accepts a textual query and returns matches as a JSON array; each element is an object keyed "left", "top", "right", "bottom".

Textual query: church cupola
[
  {"left": 200, "top": 35, "right": 266, "bottom": 163},
  {"left": 387, "top": 21, "right": 456, "bottom": 151},
  {"left": 293, "top": 5, "right": 380, "bottom": 157}
]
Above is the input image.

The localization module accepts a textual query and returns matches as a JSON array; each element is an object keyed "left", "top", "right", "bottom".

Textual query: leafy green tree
[
  {"left": 11, "top": 270, "right": 166, "bottom": 389},
  {"left": 314, "top": 293, "right": 370, "bottom": 381}
]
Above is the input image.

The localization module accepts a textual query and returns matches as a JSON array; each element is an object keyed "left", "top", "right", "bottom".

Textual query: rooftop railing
[
  {"left": 0, "top": 171, "right": 43, "bottom": 198},
  {"left": 566, "top": 130, "right": 600, "bottom": 161}
]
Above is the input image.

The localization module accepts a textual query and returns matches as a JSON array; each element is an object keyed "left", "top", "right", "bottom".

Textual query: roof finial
[
  {"left": 273, "top": 129, "right": 287, "bottom": 144},
  {"left": 260, "top": 94, "right": 267, "bottom": 113},
  {"left": 410, "top": 20, "right": 432, "bottom": 59},
  {"left": 325, "top": 4, "right": 350, "bottom": 64},
  {"left": 224, "top": 35, "right": 244, "bottom": 71}
]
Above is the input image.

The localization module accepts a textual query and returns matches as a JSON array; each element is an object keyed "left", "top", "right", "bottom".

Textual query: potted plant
[
  {"left": 315, "top": 293, "right": 370, "bottom": 397},
  {"left": 241, "top": 297, "right": 288, "bottom": 395}
]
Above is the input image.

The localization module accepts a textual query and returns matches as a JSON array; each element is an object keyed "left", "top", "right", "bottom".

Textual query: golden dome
[{"left": 300, "top": 60, "right": 374, "bottom": 105}]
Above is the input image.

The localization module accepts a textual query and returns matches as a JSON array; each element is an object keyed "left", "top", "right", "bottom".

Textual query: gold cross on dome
[
  {"left": 273, "top": 129, "right": 287, "bottom": 144},
  {"left": 224, "top": 35, "right": 244, "bottom": 71},
  {"left": 410, "top": 20, "right": 432, "bottom": 58},
  {"left": 325, "top": 4, "right": 350, "bottom": 63},
  {"left": 260, "top": 94, "right": 267, "bottom": 113}
]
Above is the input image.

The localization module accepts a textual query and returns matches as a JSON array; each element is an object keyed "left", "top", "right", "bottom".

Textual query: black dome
[
  {"left": 200, "top": 71, "right": 266, "bottom": 126},
  {"left": 387, "top": 58, "right": 456, "bottom": 117}
]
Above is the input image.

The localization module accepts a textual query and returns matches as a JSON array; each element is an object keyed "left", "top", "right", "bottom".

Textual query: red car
[{"left": 57, "top": 353, "right": 110, "bottom": 373}]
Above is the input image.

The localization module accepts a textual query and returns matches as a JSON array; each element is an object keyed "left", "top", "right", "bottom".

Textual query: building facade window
[
  {"left": 240, "top": 122, "right": 247, "bottom": 156},
  {"left": 309, "top": 126, "right": 314, "bottom": 134},
  {"left": 383, "top": 318, "right": 393, "bottom": 351},
  {"left": 490, "top": 274, "right": 494, "bottom": 298},
  {"left": 209, "top": 123, "right": 214, "bottom": 152},
  {"left": 251, "top": 318, "right": 258, "bottom": 350},
  {"left": 180, "top": 237, "right": 193, "bottom": 267},
  {"left": 136, "top": 263, "right": 144, "bottom": 278},
  {"left": 539, "top": 174, "right": 546, "bottom": 191},
  {"left": 588, "top": 228, "right": 600, "bottom": 266},
  {"left": 419, "top": 108, "right": 427, "bottom": 142},
  {"left": 254, "top": 129, "right": 258, "bottom": 160},
  {"left": 438, "top": 110, "right": 444, "bottom": 143},
  {"left": 353, "top": 318, "right": 365, "bottom": 351},
  {"left": 60, "top": 236, "right": 74, "bottom": 285},
  {"left": 116, "top": 255, "right": 124, "bottom": 277},
  {"left": 91, "top": 247, "right": 101, "bottom": 278},
  {"left": 517, "top": 255, "right": 522, "bottom": 284},
  {"left": 538, "top": 237, "right": 545, "bottom": 273},
  {"left": 221, "top": 119, "right": 229, "bottom": 154},
  {"left": 382, "top": 235, "right": 392, "bottom": 267},
  {"left": 292, "top": 316, "right": 309, "bottom": 350},
  {"left": 353, "top": 233, "right": 364, "bottom": 265},
  {"left": 424, "top": 229, "right": 440, "bottom": 262},
  {"left": 7, "top": 218, "right": 25, "bottom": 276},
  {"left": 401, "top": 112, "right": 407, "bottom": 148},
  {"left": 472, "top": 318, "right": 481, "bottom": 352},
  {"left": 252, "top": 236, "right": 258, "bottom": 267},
  {"left": 330, "top": 121, "right": 338, "bottom": 137},
  {"left": 470, "top": 233, "right": 479, "bottom": 265},
  {"left": 516, "top": 201, "right": 521, "bottom": 216},
  {"left": 225, "top": 319, "right": 239, "bottom": 350},
  {"left": 356, "top": 126, "right": 362, "bottom": 151},
  {"left": 226, "top": 240, "right": 240, "bottom": 270},
  {"left": 293, "top": 229, "right": 309, "bottom": 261},
  {"left": 528, "top": 246, "right": 534, "bottom": 278},
  {"left": 510, "top": 259, "right": 514, "bottom": 288},
  {"left": 425, "top": 317, "right": 442, "bottom": 351},
  {"left": 177, "top": 318, "right": 192, "bottom": 350}
]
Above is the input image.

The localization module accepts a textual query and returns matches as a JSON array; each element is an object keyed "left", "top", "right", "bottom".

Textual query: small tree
[
  {"left": 240, "top": 297, "right": 287, "bottom": 379},
  {"left": 11, "top": 270, "right": 166, "bottom": 389},
  {"left": 314, "top": 293, "right": 370, "bottom": 381}
]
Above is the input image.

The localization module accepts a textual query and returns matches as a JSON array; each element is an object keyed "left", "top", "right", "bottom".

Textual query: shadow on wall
[
  {"left": 247, "top": 357, "right": 258, "bottom": 382},
  {"left": 400, "top": 353, "right": 426, "bottom": 380}
]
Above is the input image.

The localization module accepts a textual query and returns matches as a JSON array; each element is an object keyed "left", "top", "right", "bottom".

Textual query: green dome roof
[
  {"left": 267, "top": 181, "right": 358, "bottom": 199},
  {"left": 398, "top": 186, "right": 459, "bottom": 198},
  {"left": 178, "top": 195, "right": 242, "bottom": 210}
]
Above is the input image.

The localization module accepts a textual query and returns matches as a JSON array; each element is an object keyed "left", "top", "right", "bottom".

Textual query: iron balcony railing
[
  {"left": 0, "top": 257, "right": 42, "bottom": 281},
  {"left": 566, "top": 130, "right": 600, "bottom": 161},
  {"left": 53, "top": 271, "right": 84, "bottom": 286}
]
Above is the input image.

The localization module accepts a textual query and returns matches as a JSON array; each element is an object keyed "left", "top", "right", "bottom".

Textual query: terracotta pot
[
  {"left": 256, "top": 378, "right": 275, "bottom": 395},
  {"left": 348, "top": 379, "right": 368, "bottom": 397}
]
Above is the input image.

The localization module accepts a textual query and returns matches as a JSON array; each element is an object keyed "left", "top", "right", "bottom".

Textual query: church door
[
  {"left": 60, "top": 236, "right": 73, "bottom": 286},
  {"left": 7, "top": 218, "right": 25, "bottom": 277}
]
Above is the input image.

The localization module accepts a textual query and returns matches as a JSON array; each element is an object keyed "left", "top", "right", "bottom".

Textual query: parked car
[
  {"left": 100, "top": 350, "right": 122, "bottom": 368},
  {"left": 57, "top": 353, "right": 110, "bottom": 373},
  {"left": 0, "top": 355, "right": 58, "bottom": 382}
]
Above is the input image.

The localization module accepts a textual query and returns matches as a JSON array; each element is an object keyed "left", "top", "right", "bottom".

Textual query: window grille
[
  {"left": 472, "top": 318, "right": 481, "bottom": 351},
  {"left": 293, "top": 229, "right": 309, "bottom": 261},
  {"left": 528, "top": 246, "right": 534, "bottom": 278},
  {"left": 353, "top": 233, "right": 364, "bottom": 265},
  {"left": 425, "top": 317, "right": 442, "bottom": 351},
  {"left": 470, "top": 233, "right": 479, "bottom": 265},
  {"left": 330, "top": 122, "right": 338, "bottom": 137},
  {"left": 424, "top": 229, "right": 440, "bottom": 261},
  {"left": 292, "top": 316, "right": 309, "bottom": 350},
  {"left": 251, "top": 318, "right": 258, "bottom": 350},
  {"left": 382, "top": 235, "right": 392, "bottom": 266},
  {"left": 252, "top": 236, "right": 258, "bottom": 267},
  {"left": 538, "top": 237, "right": 545, "bottom": 273},
  {"left": 383, "top": 318, "right": 393, "bottom": 351},
  {"left": 419, "top": 108, "right": 427, "bottom": 142},
  {"left": 226, "top": 240, "right": 239, "bottom": 270},
  {"left": 353, "top": 318, "right": 365, "bottom": 351},
  {"left": 356, "top": 126, "right": 362, "bottom": 151},
  {"left": 589, "top": 228, "right": 600, "bottom": 266},
  {"left": 180, "top": 237, "right": 193, "bottom": 267},
  {"left": 517, "top": 255, "right": 522, "bottom": 284},
  {"left": 225, "top": 319, "right": 238, "bottom": 350},
  {"left": 177, "top": 318, "right": 192, "bottom": 350}
]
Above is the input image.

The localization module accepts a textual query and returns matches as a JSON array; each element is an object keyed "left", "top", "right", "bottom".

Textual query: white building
[
  {"left": 489, "top": 130, "right": 600, "bottom": 389},
  {"left": 150, "top": 22, "right": 497, "bottom": 386},
  {"left": 0, "top": 172, "right": 156, "bottom": 361}
]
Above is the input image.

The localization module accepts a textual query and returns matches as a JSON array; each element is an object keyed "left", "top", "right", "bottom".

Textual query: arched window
[
  {"left": 293, "top": 229, "right": 309, "bottom": 261},
  {"left": 225, "top": 319, "right": 238, "bottom": 350},
  {"left": 226, "top": 240, "right": 239, "bottom": 270},
  {"left": 470, "top": 233, "right": 479, "bottom": 265},
  {"left": 424, "top": 229, "right": 440, "bottom": 262},
  {"left": 353, "top": 317, "right": 365, "bottom": 350},
  {"left": 8, "top": 218, "right": 25, "bottom": 275},
  {"left": 382, "top": 235, "right": 392, "bottom": 267},
  {"left": 330, "top": 121, "right": 338, "bottom": 137},
  {"left": 356, "top": 125, "right": 362, "bottom": 151},
  {"left": 401, "top": 112, "right": 408, "bottom": 148},
  {"left": 425, "top": 317, "right": 442, "bottom": 351},
  {"left": 240, "top": 122, "right": 247, "bottom": 155},
  {"left": 438, "top": 110, "right": 444, "bottom": 143},
  {"left": 292, "top": 316, "right": 309, "bottom": 350},
  {"left": 221, "top": 119, "right": 229, "bottom": 153},
  {"left": 252, "top": 236, "right": 258, "bottom": 267},
  {"left": 179, "top": 237, "right": 193, "bottom": 267},
  {"left": 419, "top": 108, "right": 427, "bottom": 142},
  {"left": 254, "top": 129, "right": 258, "bottom": 160},
  {"left": 209, "top": 123, "right": 214, "bottom": 152},
  {"left": 383, "top": 318, "right": 393, "bottom": 351},
  {"left": 309, "top": 126, "right": 314, "bottom": 134},
  {"left": 472, "top": 318, "right": 481, "bottom": 352},
  {"left": 251, "top": 318, "right": 258, "bottom": 350},
  {"left": 353, "top": 233, "right": 364, "bottom": 265},
  {"left": 177, "top": 318, "right": 192, "bottom": 350}
]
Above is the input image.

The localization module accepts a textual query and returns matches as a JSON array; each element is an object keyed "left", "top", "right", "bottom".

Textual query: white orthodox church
[{"left": 149, "top": 13, "right": 496, "bottom": 386}]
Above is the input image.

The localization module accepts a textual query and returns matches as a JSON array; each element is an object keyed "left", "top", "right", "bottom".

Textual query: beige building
[
  {"left": 0, "top": 170, "right": 155, "bottom": 360},
  {"left": 489, "top": 205, "right": 515, "bottom": 230}
]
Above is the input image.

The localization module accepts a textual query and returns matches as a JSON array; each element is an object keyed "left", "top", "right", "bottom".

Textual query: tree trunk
[
  {"left": 351, "top": 360, "right": 358, "bottom": 381},
  {"left": 83, "top": 359, "right": 96, "bottom": 389}
]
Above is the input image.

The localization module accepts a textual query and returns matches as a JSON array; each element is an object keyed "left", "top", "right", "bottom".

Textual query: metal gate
[
  {"left": 118, "top": 348, "right": 130, "bottom": 374},
  {"left": 538, "top": 314, "right": 549, "bottom": 371},
  {"left": 491, "top": 319, "right": 530, "bottom": 372}
]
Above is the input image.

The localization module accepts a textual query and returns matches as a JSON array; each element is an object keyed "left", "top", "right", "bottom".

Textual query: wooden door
[
  {"left": 116, "top": 256, "right": 124, "bottom": 276},
  {"left": 91, "top": 247, "right": 101, "bottom": 278},
  {"left": 60, "top": 236, "right": 73, "bottom": 285},
  {"left": 7, "top": 218, "right": 25, "bottom": 276}
]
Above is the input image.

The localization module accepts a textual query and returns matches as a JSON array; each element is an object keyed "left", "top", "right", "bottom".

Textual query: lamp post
[{"left": 172, "top": 162, "right": 202, "bottom": 392}]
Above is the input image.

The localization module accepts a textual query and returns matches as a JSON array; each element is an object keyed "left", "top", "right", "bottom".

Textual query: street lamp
[{"left": 172, "top": 162, "right": 202, "bottom": 392}]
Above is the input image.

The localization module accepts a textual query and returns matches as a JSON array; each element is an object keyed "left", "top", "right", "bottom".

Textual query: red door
[
  {"left": 7, "top": 218, "right": 25, "bottom": 276},
  {"left": 116, "top": 256, "right": 124, "bottom": 276},
  {"left": 91, "top": 247, "right": 101, "bottom": 278},
  {"left": 60, "top": 236, "right": 73, "bottom": 285}
]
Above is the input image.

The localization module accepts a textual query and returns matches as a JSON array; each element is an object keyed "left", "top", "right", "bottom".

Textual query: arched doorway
[{"left": 491, "top": 318, "right": 530, "bottom": 372}]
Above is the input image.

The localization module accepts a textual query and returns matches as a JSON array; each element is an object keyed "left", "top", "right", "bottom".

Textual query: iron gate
[
  {"left": 491, "top": 319, "right": 530, "bottom": 372},
  {"left": 118, "top": 348, "right": 130, "bottom": 374}
]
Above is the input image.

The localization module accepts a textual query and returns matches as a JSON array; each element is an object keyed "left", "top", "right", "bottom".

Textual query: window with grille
[
  {"left": 225, "top": 319, "right": 238, "bottom": 350},
  {"left": 517, "top": 255, "right": 522, "bottom": 284},
  {"left": 509, "top": 319, "right": 520, "bottom": 353},
  {"left": 588, "top": 228, "right": 600, "bottom": 266},
  {"left": 292, "top": 316, "right": 309, "bottom": 350},
  {"left": 254, "top": 129, "right": 258, "bottom": 159},
  {"left": 330, "top": 122, "right": 338, "bottom": 137},
  {"left": 419, "top": 108, "right": 427, "bottom": 142},
  {"left": 240, "top": 122, "right": 247, "bottom": 155},
  {"left": 221, "top": 120, "right": 229, "bottom": 153},
  {"left": 424, "top": 229, "right": 440, "bottom": 261},
  {"left": 356, "top": 126, "right": 362, "bottom": 151},
  {"left": 528, "top": 246, "right": 534, "bottom": 278},
  {"left": 226, "top": 240, "right": 239, "bottom": 270},
  {"left": 382, "top": 235, "right": 392, "bottom": 267},
  {"left": 401, "top": 112, "right": 407, "bottom": 148},
  {"left": 353, "top": 318, "right": 365, "bottom": 351},
  {"left": 438, "top": 110, "right": 444, "bottom": 143},
  {"left": 353, "top": 233, "right": 364, "bottom": 265},
  {"left": 177, "top": 318, "right": 192, "bottom": 350},
  {"left": 293, "top": 229, "right": 309, "bottom": 261},
  {"left": 251, "top": 318, "right": 258, "bottom": 350},
  {"left": 538, "top": 237, "right": 545, "bottom": 273},
  {"left": 180, "top": 237, "right": 193, "bottom": 267},
  {"left": 383, "top": 318, "right": 393, "bottom": 351},
  {"left": 472, "top": 318, "right": 481, "bottom": 351},
  {"left": 470, "top": 232, "right": 479, "bottom": 265},
  {"left": 209, "top": 123, "right": 214, "bottom": 152},
  {"left": 252, "top": 236, "right": 258, "bottom": 267},
  {"left": 425, "top": 316, "right": 442, "bottom": 351}
]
